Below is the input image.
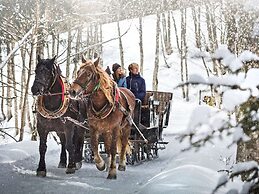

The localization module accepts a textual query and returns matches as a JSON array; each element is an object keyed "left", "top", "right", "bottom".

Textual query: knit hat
[{"left": 112, "top": 63, "right": 121, "bottom": 72}]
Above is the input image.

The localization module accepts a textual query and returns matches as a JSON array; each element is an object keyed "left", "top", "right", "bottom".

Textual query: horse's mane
[{"left": 95, "top": 64, "right": 116, "bottom": 105}]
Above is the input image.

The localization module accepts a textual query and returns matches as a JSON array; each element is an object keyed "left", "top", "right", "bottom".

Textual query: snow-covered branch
[{"left": 0, "top": 26, "right": 35, "bottom": 69}]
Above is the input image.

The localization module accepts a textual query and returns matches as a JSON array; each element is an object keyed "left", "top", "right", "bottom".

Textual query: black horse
[{"left": 31, "top": 55, "right": 87, "bottom": 177}]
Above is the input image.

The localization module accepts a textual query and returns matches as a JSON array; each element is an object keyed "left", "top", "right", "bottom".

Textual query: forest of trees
[{"left": 0, "top": 0, "right": 259, "bottom": 192}]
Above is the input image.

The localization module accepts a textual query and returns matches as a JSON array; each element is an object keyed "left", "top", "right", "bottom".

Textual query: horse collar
[
  {"left": 89, "top": 99, "right": 114, "bottom": 119},
  {"left": 36, "top": 76, "right": 70, "bottom": 119},
  {"left": 88, "top": 85, "right": 117, "bottom": 119}
]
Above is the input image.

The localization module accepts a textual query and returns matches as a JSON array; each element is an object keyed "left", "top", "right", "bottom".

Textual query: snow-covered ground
[{"left": 0, "top": 99, "right": 241, "bottom": 194}]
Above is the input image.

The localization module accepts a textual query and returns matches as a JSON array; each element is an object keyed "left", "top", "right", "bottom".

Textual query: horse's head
[
  {"left": 31, "top": 55, "right": 57, "bottom": 95},
  {"left": 69, "top": 56, "right": 100, "bottom": 98}
]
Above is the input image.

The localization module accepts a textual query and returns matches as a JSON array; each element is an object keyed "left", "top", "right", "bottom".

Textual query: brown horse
[
  {"left": 69, "top": 57, "right": 135, "bottom": 179},
  {"left": 31, "top": 55, "right": 87, "bottom": 177}
]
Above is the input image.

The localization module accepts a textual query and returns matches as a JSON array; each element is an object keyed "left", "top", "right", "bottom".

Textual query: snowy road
[{"left": 0, "top": 134, "right": 179, "bottom": 194}]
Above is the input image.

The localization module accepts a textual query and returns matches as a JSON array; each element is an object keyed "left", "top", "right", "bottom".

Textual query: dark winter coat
[{"left": 126, "top": 73, "right": 146, "bottom": 102}]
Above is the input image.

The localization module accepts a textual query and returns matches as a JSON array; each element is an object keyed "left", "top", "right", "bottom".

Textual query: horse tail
[
  {"left": 117, "top": 137, "right": 132, "bottom": 155},
  {"left": 117, "top": 136, "right": 122, "bottom": 154}
]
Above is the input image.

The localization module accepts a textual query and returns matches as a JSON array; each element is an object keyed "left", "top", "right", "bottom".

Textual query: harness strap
[{"left": 115, "top": 86, "right": 121, "bottom": 103}]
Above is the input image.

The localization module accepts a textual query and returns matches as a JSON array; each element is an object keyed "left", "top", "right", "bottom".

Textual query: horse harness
[
  {"left": 89, "top": 85, "right": 147, "bottom": 142},
  {"left": 35, "top": 63, "right": 71, "bottom": 119},
  {"left": 87, "top": 85, "right": 133, "bottom": 121}
]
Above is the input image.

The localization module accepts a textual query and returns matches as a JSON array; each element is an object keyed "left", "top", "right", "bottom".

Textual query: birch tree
[
  {"left": 117, "top": 21, "right": 125, "bottom": 68},
  {"left": 139, "top": 17, "right": 144, "bottom": 75},
  {"left": 153, "top": 13, "right": 160, "bottom": 91}
]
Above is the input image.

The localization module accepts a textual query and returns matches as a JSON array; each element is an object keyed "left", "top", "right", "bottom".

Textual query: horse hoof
[
  {"left": 75, "top": 162, "right": 82, "bottom": 170},
  {"left": 36, "top": 171, "right": 46, "bottom": 177},
  {"left": 96, "top": 163, "right": 105, "bottom": 171},
  {"left": 118, "top": 165, "right": 126, "bottom": 171},
  {"left": 107, "top": 174, "right": 117, "bottom": 179},
  {"left": 66, "top": 168, "right": 76, "bottom": 174},
  {"left": 58, "top": 162, "right": 66, "bottom": 168}
]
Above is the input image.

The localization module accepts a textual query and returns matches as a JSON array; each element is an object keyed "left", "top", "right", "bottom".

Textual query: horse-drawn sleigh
[
  {"left": 69, "top": 57, "right": 173, "bottom": 169},
  {"left": 32, "top": 56, "right": 172, "bottom": 179}
]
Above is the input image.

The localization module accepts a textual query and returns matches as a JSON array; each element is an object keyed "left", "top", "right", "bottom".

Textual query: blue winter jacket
[
  {"left": 126, "top": 73, "right": 146, "bottom": 102},
  {"left": 117, "top": 77, "right": 127, "bottom": 88},
  {"left": 112, "top": 74, "right": 127, "bottom": 88}
]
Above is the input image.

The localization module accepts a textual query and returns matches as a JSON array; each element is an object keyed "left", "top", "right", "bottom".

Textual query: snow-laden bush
[{"left": 178, "top": 48, "right": 259, "bottom": 194}]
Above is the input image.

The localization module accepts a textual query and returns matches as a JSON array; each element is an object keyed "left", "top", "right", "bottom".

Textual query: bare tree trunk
[
  {"left": 73, "top": 28, "right": 82, "bottom": 78},
  {"left": 205, "top": 4, "right": 215, "bottom": 53},
  {"left": 19, "top": 42, "right": 34, "bottom": 142},
  {"left": 192, "top": 6, "right": 210, "bottom": 87},
  {"left": 139, "top": 17, "right": 144, "bottom": 75},
  {"left": 220, "top": 1, "right": 226, "bottom": 44},
  {"left": 166, "top": 11, "right": 173, "bottom": 55},
  {"left": 26, "top": 99, "right": 33, "bottom": 132},
  {"left": 161, "top": 12, "right": 173, "bottom": 56},
  {"left": 205, "top": 4, "right": 219, "bottom": 75},
  {"left": 19, "top": 46, "right": 26, "bottom": 110},
  {"left": 172, "top": 13, "right": 180, "bottom": 53},
  {"left": 161, "top": 13, "right": 168, "bottom": 48},
  {"left": 10, "top": 42, "right": 19, "bottom": 134},
  {"left": 117, "top": 21, "right": 125, "bottom": 68},
  {"left": 0, "top": 41, "right": 5, "bottom": 120},
  {"left": 152, "top": 13, "right": 160, "bottom": 91},
  {"left": 98, "top": 24, "right": 103, "bottom": 66},
  {"left": 85, "top": 25, "right": 95, "bottom": 59},
  {"left": 66, "top": 30, "right": 72, "bottom": 79},
  {"left": 36, "top": 1, "right": 44, "bottom": 57},
  {"left": 51, "top": 34, "right": 56, "bottom": 57},
  {"left": 224, "top": 4, "right": 237, "bottom": 53},
  {"left": 86, "top": 27, "right": 90, "bottom": 58},
  {"left": 210, "top": 7, "right": 218, "bottom": 50},
  {"left": 180, "top": 9, "right": 186, "bottom": 99},
  {"left": 6, "top": 42, "right": 13, "bottom": 121},
  {"left": 0, "top": 69, "right": 5, "bottom": 120},
  {"left": 183, "top": 9, "right": 189, "bottom": 101},
  {"left": 192, "top": 7, "right": 201, "bottom": 48},
  {"left": 46, "top": 42, "right": 50, "bottom": 58},
  {"left": 56, "top": 34, "right": 60, "bottom": 56}
]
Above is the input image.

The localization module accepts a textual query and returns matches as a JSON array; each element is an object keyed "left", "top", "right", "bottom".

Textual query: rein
[{"left": 38, "top": 92, "right": 69, "bottom": 97}]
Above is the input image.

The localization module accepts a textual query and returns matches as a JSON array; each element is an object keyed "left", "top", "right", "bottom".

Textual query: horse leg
[
  {"left": 58, "top": 133, "right": 67, "bottom": 168},
  {"left": 37, "top": 130, "right": 48, "bottom": 177},
  {"left": 65, "top": 128, "right": 76, "bottom": 174},
  {"left": 103, "top": 132, "right": 112, "bottom": 172},
  {"left": 118, "top": 126, "right": 131, "bottom": 171},
  {"left": 74, "top": 128, "right": 84, "bottom": 170},
  {"left": 91, "top": 129, "right": 105, "bottom": 171},
  {"left": 107, "top": 128, "right": 119, "bottom": 179}
]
